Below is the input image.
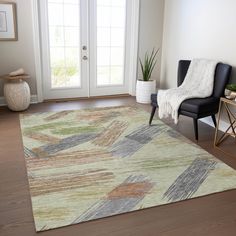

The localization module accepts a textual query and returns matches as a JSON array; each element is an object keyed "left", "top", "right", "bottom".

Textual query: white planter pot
[
  {"left": 136, "top": 80, "right": 156, "bottom": 104},
  {"left": 224, "top": 89, "right": 231, "bottom": 96}
]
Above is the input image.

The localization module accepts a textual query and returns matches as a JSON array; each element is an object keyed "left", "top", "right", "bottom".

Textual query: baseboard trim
[
  {"left": 200, "top": 117, "right": 229, "bottom": 133},
  {"left": 0, "top": 95, "right": 38, "bottom": 107},
  {"left": 43, "top": 94, "right": 132, "bottom": 103}
]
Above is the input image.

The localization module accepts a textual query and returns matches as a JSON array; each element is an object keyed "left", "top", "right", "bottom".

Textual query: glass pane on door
[
  {"left": 96, "top": 0, "right": 126, "bottom": 86},
  {"left": 48, "top": 0, "right": 81, "bottom": 88}
]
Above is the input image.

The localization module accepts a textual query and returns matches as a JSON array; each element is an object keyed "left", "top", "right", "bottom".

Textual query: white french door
[
  {"left": 39, "top": 0, "right": 138, "bottom": 100},
  {"left": 90, "top": 0, "right": 128, "bottom": 96},
  {"left": 40, "top": 0, "right": 89, "bottom": 99}
]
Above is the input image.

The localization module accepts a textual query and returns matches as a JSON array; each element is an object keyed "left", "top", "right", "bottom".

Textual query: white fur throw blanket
[{"left": 158, "top": 59, "right": 218, "bottom": 124}]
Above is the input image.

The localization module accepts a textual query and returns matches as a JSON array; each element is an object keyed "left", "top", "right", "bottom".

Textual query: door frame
[{"left": 31, "top": 0, "right": 140, "bottom": 101}]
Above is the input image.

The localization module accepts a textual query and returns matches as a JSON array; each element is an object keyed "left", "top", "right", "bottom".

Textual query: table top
[
  {"left": 220, "top": 97, "right": 236, "bottom": 106},
  {"left": 0, "top": 74, "right": 30, "bottom": 80}
]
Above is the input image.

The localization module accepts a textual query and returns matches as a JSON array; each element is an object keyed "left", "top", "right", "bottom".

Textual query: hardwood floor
[{"left": 0, "top": 96, "right": 236, "bottom": 236}]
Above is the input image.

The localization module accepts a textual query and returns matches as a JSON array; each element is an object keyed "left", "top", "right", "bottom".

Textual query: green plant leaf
[
  {"left": 226, "top": 84, "right": 236, "bottom": 91},
  {"left": 139, "top": 48, "right": 159, "bottom": 81}
]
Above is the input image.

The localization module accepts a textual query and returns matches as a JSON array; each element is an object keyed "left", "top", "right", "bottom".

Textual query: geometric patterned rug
[{"left": 19, "top": 106, "right": 236, "bottom": 232}]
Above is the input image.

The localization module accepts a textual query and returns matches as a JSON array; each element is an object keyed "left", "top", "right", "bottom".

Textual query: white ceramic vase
[
  {"left": 4, "top": 80, "right": 31, "bottom": 111},
  {"left": 136, "top": 80, "right": 156, "bottom": 104}
]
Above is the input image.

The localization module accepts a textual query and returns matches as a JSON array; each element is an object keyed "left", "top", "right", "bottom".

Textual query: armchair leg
[
  {"left": 149, "top": 106, "right": 157, "bottom": 125},
  {"left": 211, "top": 115, "right": 217, "bottom": 127},
  {"left": 193, "top": 118, "right": 199, "bottom": 141}
]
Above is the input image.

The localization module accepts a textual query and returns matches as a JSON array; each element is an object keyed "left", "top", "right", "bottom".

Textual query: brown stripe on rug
[
  {"left": 44, "top": 111, "right": 72, "bottom": 121},
  {"left": 28, "top": 169, "right": 114, "bottom": 197},
  {"left": 26, "top": 150, "right": 112, "bottom": 170},
  {"left": 93, "top": 121, "right": 128, "bottom": 147},
  {"left": 73, "top": 175, "right": 154, "bottom": 223},
  {"left": 23, "top": 132, "right": 60, "bottom": 144}
]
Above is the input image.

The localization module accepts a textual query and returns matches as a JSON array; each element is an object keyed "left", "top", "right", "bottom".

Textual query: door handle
[
  {"left": 82, "top": 56, "right": 88, "bottom": 60},
  {"left": 82, "top": 46, "right": 87, "bottom": 50}
]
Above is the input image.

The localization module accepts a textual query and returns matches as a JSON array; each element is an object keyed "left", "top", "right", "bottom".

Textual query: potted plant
[
  {"left": 225, "top": 84, "right": 236, "bottom": 99},
  {"left": 136, "top": 48, "right": 159, "bottom": 104}
]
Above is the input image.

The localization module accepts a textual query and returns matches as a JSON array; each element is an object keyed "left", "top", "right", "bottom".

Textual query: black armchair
[{"left": 149, "top": 60, "right": 232, "bottom": 140}]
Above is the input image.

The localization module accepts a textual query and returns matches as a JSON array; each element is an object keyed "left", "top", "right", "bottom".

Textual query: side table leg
[{"left": 214, "top": 100, "right": 223, "bottom": 146}]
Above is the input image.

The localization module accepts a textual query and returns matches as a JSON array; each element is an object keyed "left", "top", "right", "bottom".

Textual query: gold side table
[{"left": 214, "top": 97, "right": 236, "bottom": 157}]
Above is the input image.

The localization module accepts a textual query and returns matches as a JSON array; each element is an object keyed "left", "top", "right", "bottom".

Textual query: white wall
[
  {"left": 138, "top": 0, "right": 165, "bottom": 87},
  {"left": 0, "top": 0, "right": 37, "bottom": 96},
  {"left": 161, "top": 0, "right": 236, "bottom": 89},
  {"left": 161, "top": 0, "right": 236, "bottom": 128}
]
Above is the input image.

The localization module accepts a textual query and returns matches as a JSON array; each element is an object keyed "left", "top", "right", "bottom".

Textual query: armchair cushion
[
  {"left": 151, "top": 93, "right": 219, "bottom": 114},
  {"left": 180, "top": 97, "right": 220, "bottom": 114}
]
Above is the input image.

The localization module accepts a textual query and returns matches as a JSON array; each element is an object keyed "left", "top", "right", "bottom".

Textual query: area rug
[{"left": 20, "top": 106, "right": 236, "bottom": 232}]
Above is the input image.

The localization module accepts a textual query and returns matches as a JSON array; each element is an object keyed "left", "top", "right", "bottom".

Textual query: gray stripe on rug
[
  {"left": 111, "top": 139, "right": 143, "bottom": 158},
  {"left": 111, "top": 125, "right": 165, "bottom": 158},
  {"left": 163, "top": 158, "right": 217, "bottom": 202},
  {"left": 37, "top": 133, "right": 97, "bottom": 155},
  {"left": 126, "top": 125, "right": 164, "bottom": 144}
]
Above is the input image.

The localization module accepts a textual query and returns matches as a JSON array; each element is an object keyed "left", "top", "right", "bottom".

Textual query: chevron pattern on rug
[{"left": 20, "top": 106, "right": 236, "bottom": 232}]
